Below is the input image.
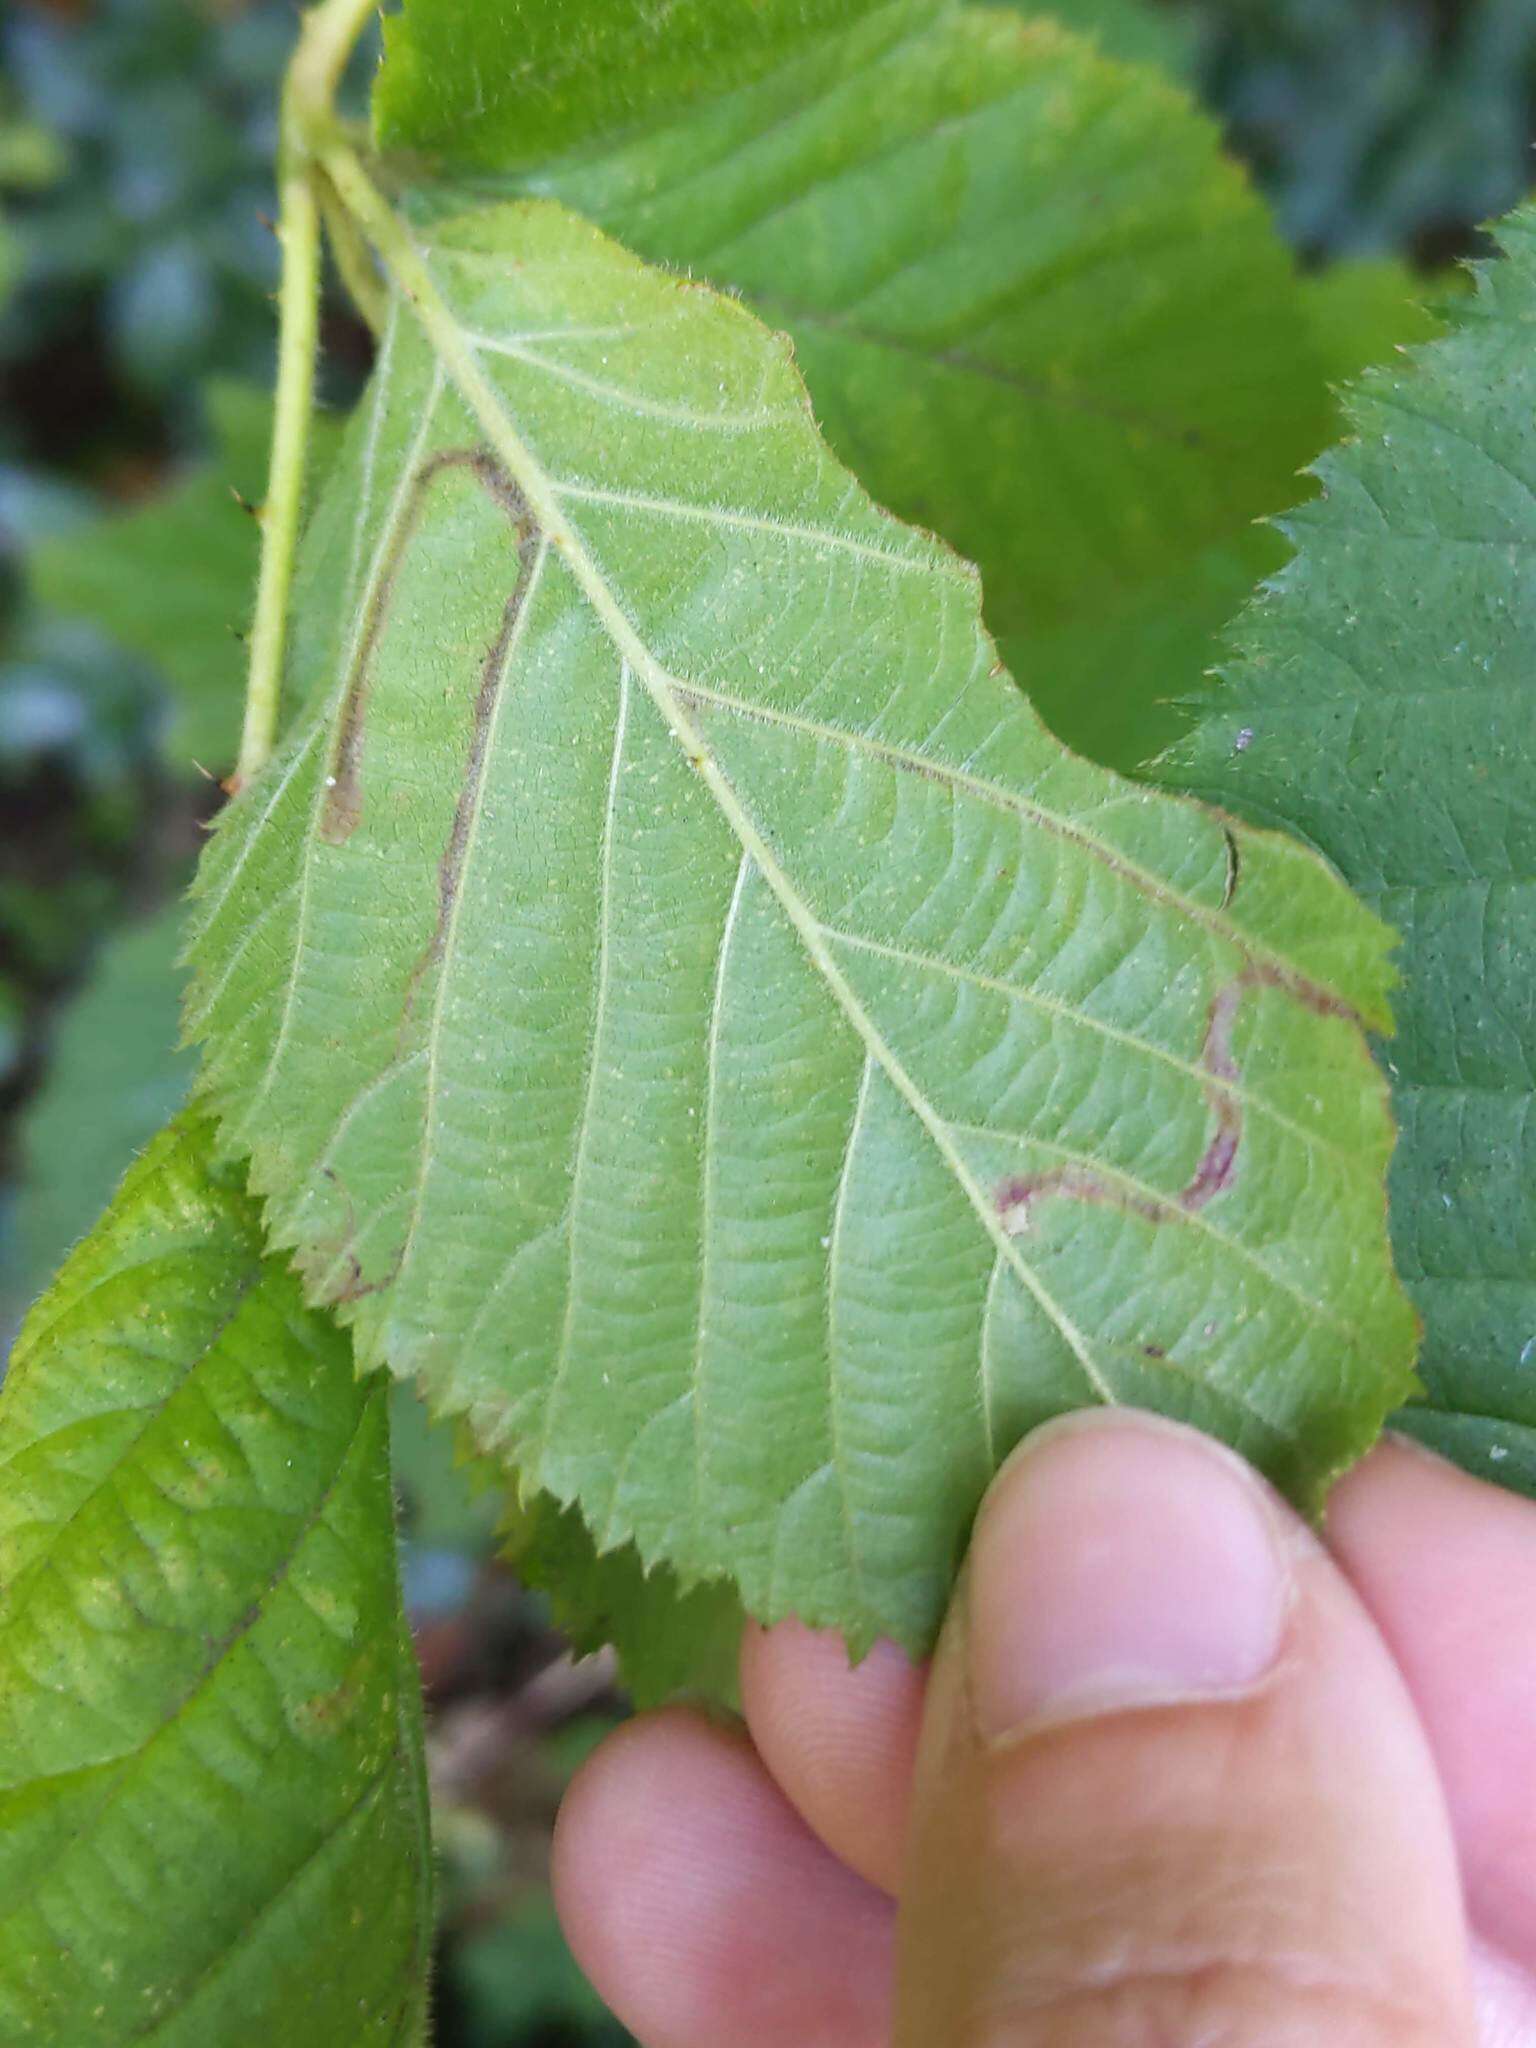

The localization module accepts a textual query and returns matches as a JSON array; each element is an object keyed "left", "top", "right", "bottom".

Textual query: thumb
[{"left": 894, "top": 1410, "right": 1476, "bottom": 2048}]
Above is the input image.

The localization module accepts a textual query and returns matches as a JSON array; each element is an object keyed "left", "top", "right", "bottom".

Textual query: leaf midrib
[{"left": 321, "top": 155, "right": 1120, "bottom": 1398}]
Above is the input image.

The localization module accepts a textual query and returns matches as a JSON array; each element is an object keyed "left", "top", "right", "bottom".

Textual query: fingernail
[{"left": 968, "top": 1410, "right": 1292, "bottom": 1741}]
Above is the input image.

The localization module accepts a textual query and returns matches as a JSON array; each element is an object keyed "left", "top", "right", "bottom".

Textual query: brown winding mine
[
  {"left": 995, "top": 1164, "right": 1173, "bottom": 1233},
  {"left": 995, "top": 963, "right": 1340, "bottom": 1234},
  {"left": 321, "top": 448, "right": 539, "bottom": 847}
]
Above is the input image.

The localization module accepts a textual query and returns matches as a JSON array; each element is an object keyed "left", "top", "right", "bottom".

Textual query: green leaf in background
[
  {"left": 0, "top": 1111, "right": 432, "bottom": 2043},
  {"left": 380, "top": 2, "right": 1432, "bottom": 768},
  {"left": 1020, "top": 0, "right": 1196, "bottom": 74},
  {"left": 1163, "top": 205, "right": 1536, "bottom": 1498},
  {"left": 374, "top": 0, "right": 909, "bottom": 173},
  {"left": 30, "top": 383, "right": 343, "bottom": 775},
  {"left": 1, "top": 902, "right": 192, "bottom": 1343},
  {"left": 455, "top": 1895, "right": 620, "bottom": 2043},
  {"left": 1015, "top": 257, "right": 1440, "bottom": 766},
  {"left": 188, "top": 197, "right": 1415, "bottom": 1658}
]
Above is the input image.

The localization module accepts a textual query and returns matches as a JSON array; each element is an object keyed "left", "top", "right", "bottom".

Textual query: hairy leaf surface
[
  {"left": 374, "top": 0, "right": 910, "bottom": 173},
  {"left": 383, "top": 3, "right": 1431, "bottom": 766},
  {"left": 188, "top": 197, "right": 1415, "bottom": 1653},
  {"left": 0, "top": 1113, "right": 432, "bottom": 2042},
  {"left": 1167, "top": 209, "right": 1536, "bottom": 1497}
]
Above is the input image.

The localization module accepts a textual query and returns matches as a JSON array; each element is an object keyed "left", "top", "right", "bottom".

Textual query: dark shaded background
[{"left": 1, "top": 1, "right": 1532, "bottom": 2038}]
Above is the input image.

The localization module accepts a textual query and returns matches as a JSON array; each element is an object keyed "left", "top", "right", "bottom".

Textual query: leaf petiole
[{"left": 235, "top": 0, "right": 380, "bottom": 791}]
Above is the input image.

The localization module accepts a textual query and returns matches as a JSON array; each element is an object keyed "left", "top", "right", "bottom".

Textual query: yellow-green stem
[
  {"left": 318, "top": 170, "right": 388, "bottom": 337},
  {"left": 235, "top": 0, "right": 379, "bottom": 790}
]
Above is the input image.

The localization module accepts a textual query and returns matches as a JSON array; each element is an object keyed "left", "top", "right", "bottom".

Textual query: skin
[{"left": 553, "top": 1417, "right": 1536, "bottom": 2047}]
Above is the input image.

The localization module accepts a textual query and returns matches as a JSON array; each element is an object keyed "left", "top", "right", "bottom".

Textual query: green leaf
[
  {"left": 1300, "top": 257, "right": 1442, "bottom": 385},
  {"left": 450, "top": 1894, "right": 618, "bottom": 2041},
  {"left": 374, "top": 0, "right": 919, "bottom": 174},
  {"left": 188, "top": 194, "right": 1415, "bottom": 1657},
  {"left": 1019, "top": 264, "right": 1440, "bottom": 769},
  {"left": 31, "top": 384, "right": 341, "bottom": 775},
  {"left": 504, "top": 1490, "right": 743, "bottom": 1709},
  {"left": 2, "top": 903, "right": 193, "bottom": 1341},
  {"left": 1009, "top": 0, "right": 1197, "bottom": 75},
  {"left": 381, "top": 5, "right": 1429, "bottom": 769},
  {"left": 1162, "top": 207, "right": 1536, "bottom": 1499},
  {"left": 0, "top": 1112, "right": 432, "bottom": 2043}
]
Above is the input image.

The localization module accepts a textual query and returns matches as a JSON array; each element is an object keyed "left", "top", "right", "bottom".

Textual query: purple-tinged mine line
[{"left": 995, "top": 968, "right": 1273, "bottom": 1234}]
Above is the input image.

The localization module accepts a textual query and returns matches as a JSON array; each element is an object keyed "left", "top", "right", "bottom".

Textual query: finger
[
  {"left": 895, "top": 1409, "right": 1477, "bottom": 2048},
  {"left": 739, "top": 1620, "right": 925, "bottom": 1894},
  {"left": 552, "top": 1706, "right": 894, "bottom": 2048},
  {"left": 1328, "top": 1436, "right": 1536, "bottom": 1973}
]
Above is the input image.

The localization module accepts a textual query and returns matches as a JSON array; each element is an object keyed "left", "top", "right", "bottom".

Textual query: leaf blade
[
  {"left": 1162, "top": 206, "right": 1536, "bottom": 1498},
  {"left": 374, "top": 0, "right": 927, "bottom": 173},
  {"left": 0, "top": 1112, "right": 432, "bottom": 2043},
  {"left": 189, "top": 194, "right": 1416, "bottom": 1653},
  {"left": 384, "top": 5, "right": 1435, "bottom": 766}
]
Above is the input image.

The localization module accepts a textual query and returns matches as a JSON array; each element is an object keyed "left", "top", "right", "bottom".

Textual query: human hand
[{"left": 553, "top": 1410, "right": 1536, "bottom": 2045}]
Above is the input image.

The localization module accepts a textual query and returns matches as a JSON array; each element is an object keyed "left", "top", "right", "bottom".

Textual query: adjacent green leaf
[
  {"left": 0, "top": 1112, "right": 433, "bottom": 2042},
  {"left": 1017, "top": 0, "right": 1196, "bottom": 75},
  {"left": 383, "top": 3, "right": 1428, "bottom": 767},
  {"left": 1300, "top": 257, "right": 1443, "bottom": 386},
  {"left": 375, "top": 0, "right": 915, "bottom": 173},
  {"left": 1164, "top": 207, "right": 1536, "bottom": 1498},
  {"left": 504, "top": 1490, "right": 744, "bottom": 1708},
  {"left": 188, "top": 196, "right": 1415, "bottom": 1655},
  {"left": 2, "top": 902, "right": 192, "bottom": 1341},
  {"left": 31, "top": 384, "right": 341, "bottom": 774}
]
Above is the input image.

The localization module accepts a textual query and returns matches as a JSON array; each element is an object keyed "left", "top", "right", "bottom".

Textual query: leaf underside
[
  {"left": 503, "top": 1488, "right": 744, "bottom": 1709},
  {"left": 388, "top": 2, "right": 1435, "bottom": 768},
  {"left": 187, "top": 195, "right": 1415, "bottom": 1655},
  {"left": 1167, "top": 208, "right": 1536, "bottom": 1497},
  {"left": 0, "top": 1114, "right": 431, "bottom": 2044}
]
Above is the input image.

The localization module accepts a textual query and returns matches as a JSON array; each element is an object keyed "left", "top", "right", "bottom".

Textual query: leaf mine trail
[
  {"left": 994, "top": 968, "right": 1260, "bottom": 1233},
  {"left": 323, "top": 446, "right": 539, "bottom": 850},
  {"left": 188, "top": 194, "right": 1419, "bottom": 1655}
]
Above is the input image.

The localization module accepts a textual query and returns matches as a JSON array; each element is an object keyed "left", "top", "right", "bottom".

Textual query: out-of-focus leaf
[
  {"left": 1020, "top": 260, "right": 1440, "bottom": 768},
  {"left": 390, "top": 1385, "right": 501, "bottom": 1556},
  {"left": 0, "top": 0, "right": 294, "bottom": 392},
  {"left": 374, "top": 0, "right": 914, "bottom": 173},
  {"left": 30, "top": 383, "right": 341, "bottom": 773},
  {"left": 1204, "top": 0, "right": 1536, "bottom": 259},
  {"left": 456, "top": 1896, "right": 620, "bottom": 2042},
  {"left": 1301, "top": 255, "right": 1442, "bottom": 373},
  {"left": 0, "top": 104, "right": 66, "bottom": 191},
  {"left": 0, "top": 1111, "right": 433, "bottom": 2042},
  {"left": 2, "top": 900, "right": 191, "bottom": 1343},
  {"left": 0, "top": 981, "right": 20, "bottom": 1086},
  {"left": 1023, "top": 0, "right": 1197, "bottom": 74},
  {"left": 1163, "top": 205, "right": 1536, "bottom": 1496}
]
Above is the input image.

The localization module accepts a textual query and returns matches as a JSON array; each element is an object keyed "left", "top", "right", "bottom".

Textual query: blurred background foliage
[{"left": 1, "top": 0, "right": 1533, "bottom": 2039}]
